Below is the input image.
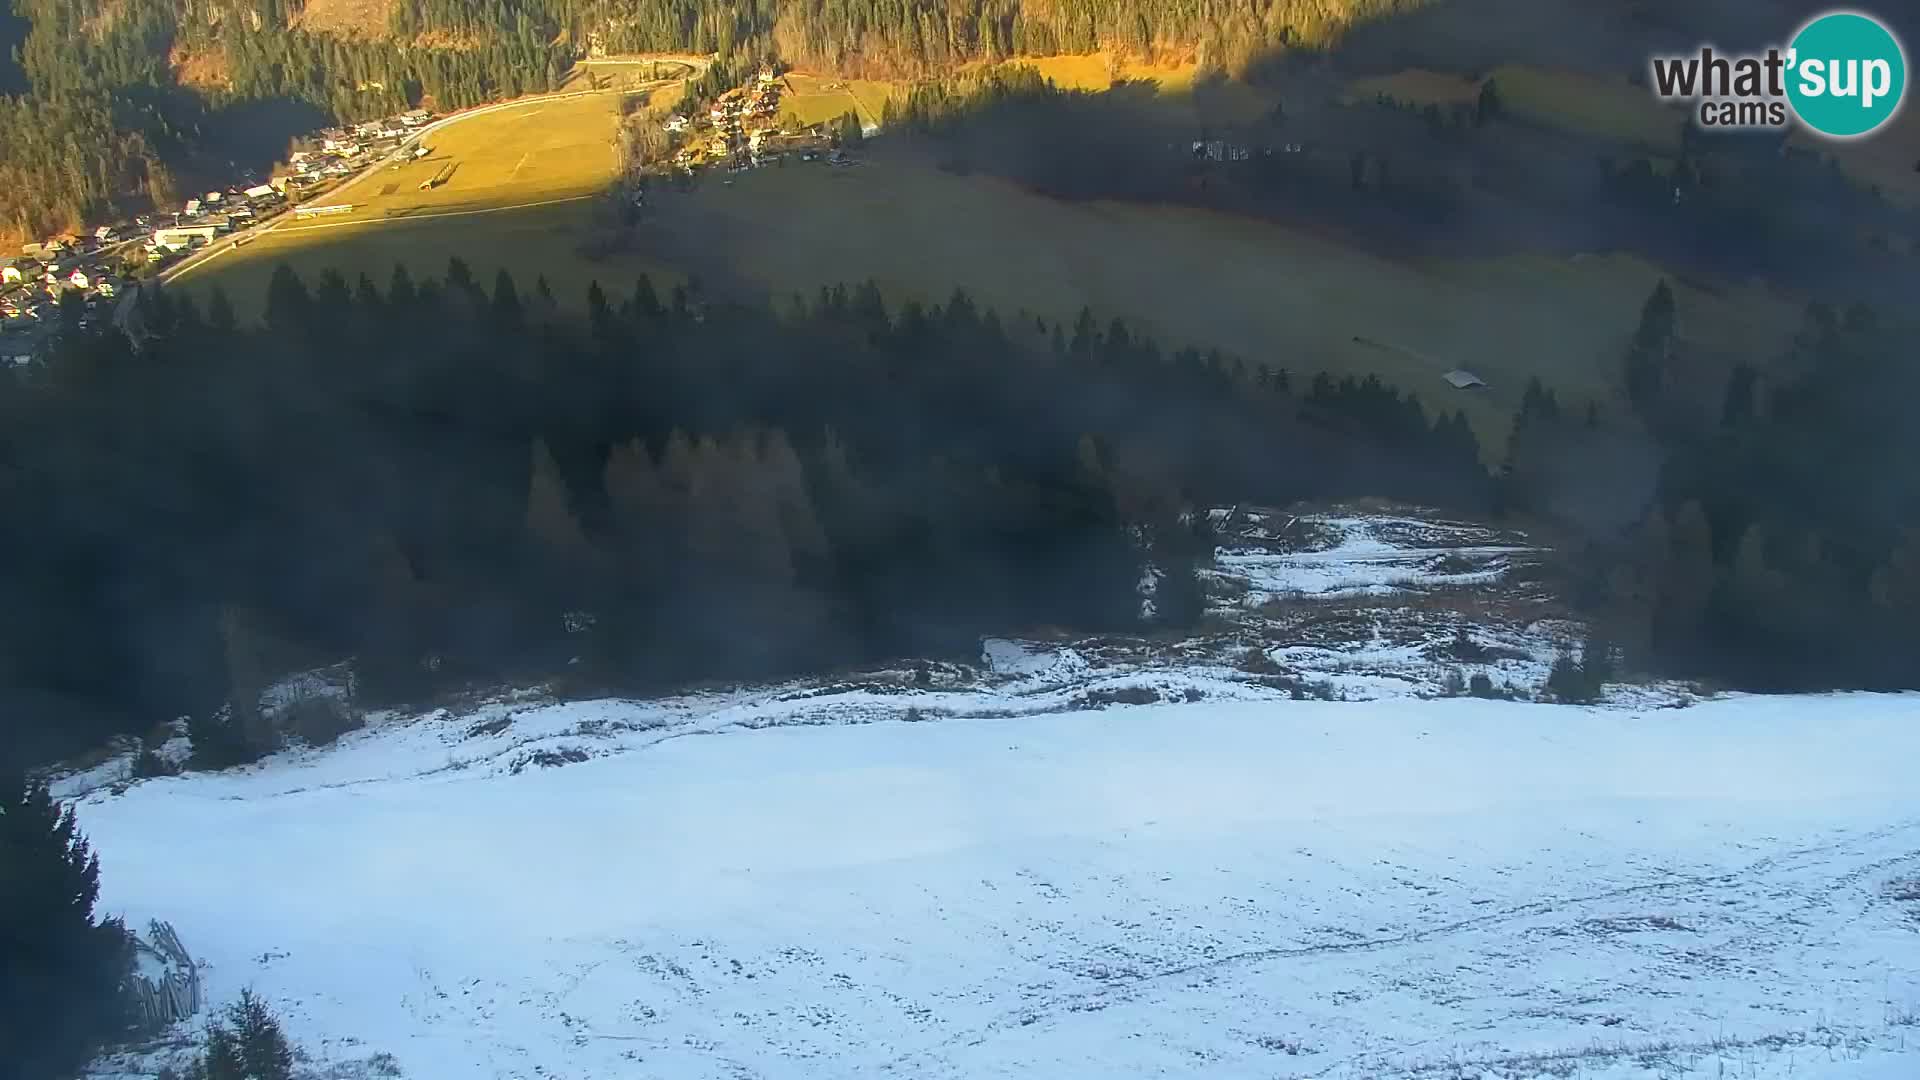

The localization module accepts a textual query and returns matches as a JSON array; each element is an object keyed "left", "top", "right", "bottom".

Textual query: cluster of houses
[
  {"left": 145, "top": 183, "right": 290, "bottom": 259},
  {"left": 668, "top": 69, "right": 837, "bottom": 173},
  {"left": 291, "top": 109, "right": 433, "bottom": 187},
  {"left": 2, "top": 106, "right": 438, "bottom": 366},
  {"left": 0, "top": 231, "right": 139, "bottom": 358}
]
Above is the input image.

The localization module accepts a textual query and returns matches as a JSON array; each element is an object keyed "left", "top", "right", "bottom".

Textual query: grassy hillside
[
  {"left": 182, "top": 86, "right": 1801, "bottom": 451},
  {"left": 173, "top": 90, "right": 682, "bottom": 312},
  {"left": 638, "top": 154, "right": 1794, "bottom": 443}
]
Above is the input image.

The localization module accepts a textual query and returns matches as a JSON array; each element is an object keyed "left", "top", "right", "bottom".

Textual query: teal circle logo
[{"left": 1786, "top": 11, "right": 1907, "bottom": 138}]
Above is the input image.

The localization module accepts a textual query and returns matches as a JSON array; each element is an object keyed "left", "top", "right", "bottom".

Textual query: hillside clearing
[
  {"left": 777, "top": 73, "right": 901, "bottom": 127},
  {"left": 1015, "top": 52, "right": 1203, "bottom": 93},
  {"left": 291, "top": 0, "right": 394, "bottom": 38}
]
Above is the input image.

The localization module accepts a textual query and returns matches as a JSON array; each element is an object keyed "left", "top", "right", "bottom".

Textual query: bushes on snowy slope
[
  {"left": 174, "top": 989, "right": 294, "bottom": 1080},
  {"left": 1547, "top": 632, "right": 1618, "bottom": 704},
  {"left": 188, "top": 706, "right": 276, "bottom": 771},
  {"left": 283, "top": 696, "right": 365, "bottom": 748}
]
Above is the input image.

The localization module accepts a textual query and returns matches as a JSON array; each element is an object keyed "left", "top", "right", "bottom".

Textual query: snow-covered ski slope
[{"left": 77, "top": 688, "right": 1920, "bottom": 1080}]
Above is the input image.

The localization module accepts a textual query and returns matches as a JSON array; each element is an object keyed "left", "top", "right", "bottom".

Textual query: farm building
[
  {"left": 154, "top": 225, "right": 222, "bottom": 250},
  {"left": 1443, "top": 369, "right": 1488, "bottom": 390}
]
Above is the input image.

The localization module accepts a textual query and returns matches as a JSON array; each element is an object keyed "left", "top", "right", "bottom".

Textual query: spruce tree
[
  {"left": 1474, "top": 77, "right": 1503, "bottom": 126},
  {"left": 207, "top": 288, "right": 238, "bottom": 334},
  {"left": 189, "top": 989, "right": 294, "bottom": 1080},
  {"left": 1625, "top": 279, "right": 1677, "bottom": 415},
  {"left": 0, "top": 774, "right": 134, "bottom": 1077}
]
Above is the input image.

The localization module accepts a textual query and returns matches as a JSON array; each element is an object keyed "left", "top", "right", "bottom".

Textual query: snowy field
[{"left": 77, "top": 688, "right": 1920, "bottom": 1080}]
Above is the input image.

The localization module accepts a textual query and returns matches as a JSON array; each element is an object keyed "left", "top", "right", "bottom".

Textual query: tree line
[
  {"left": 0, "top": 261, "right": 1487, "bottom": 773},
  {"left": 1503, "top": 279, "right": 1920, "bottom": 691}
]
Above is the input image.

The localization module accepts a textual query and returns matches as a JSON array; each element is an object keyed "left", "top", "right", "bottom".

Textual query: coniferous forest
[
  {"left": 0, "top": 262, "right": 1489, "bottom": 772},
  {"left": 2, "top": 256, "right": 1912, "bottom": 777}
]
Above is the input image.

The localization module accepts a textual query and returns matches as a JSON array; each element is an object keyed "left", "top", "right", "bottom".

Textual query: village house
[{"left": 1, "top": 263, "right": 24, "bottom": 285}]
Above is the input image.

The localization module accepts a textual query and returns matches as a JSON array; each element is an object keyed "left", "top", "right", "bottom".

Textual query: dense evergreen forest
[
  {"left": 0, "top": 0, "right": 571, "bottom": 239},
  {"left": 390, "top": 0, "right": 1418, "bottom": 70},
  {"left": 0, "top": 262, "right": 1488, "bottom": 772}
]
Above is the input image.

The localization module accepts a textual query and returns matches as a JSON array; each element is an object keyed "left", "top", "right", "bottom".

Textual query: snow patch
[{"left": 1208, "top": 513, "right": 1536, "bottom": 602}]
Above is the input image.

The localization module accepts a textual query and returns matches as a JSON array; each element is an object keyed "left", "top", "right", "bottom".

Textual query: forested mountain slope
[{"left": 0, "top": 0, "right": 1419, "bottom": 239}]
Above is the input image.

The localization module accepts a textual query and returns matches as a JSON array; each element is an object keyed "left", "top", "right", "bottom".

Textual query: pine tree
[
  {"left": 387, "top": 262, "right": 417, "bottom": 309},
  {"left": 1625, "top": 279, "right": 1677, "bottom": 415},
  {"left": 525, "top": 436, "right": 594, "bottom": 563},
  {"left": 1582, "top": 628, "right": 1617, "bottom": 686},
  {"left": 234, "top": 989, "right": 295, "bottom": 1080},
  {"left": 491, "top": 269, "right": 523, "bottom": 331},
  {"left": 262, "top": 264, "right": 311, "bottom": 337},
  {"left": 207, "top": 288, "right": 238, "bottom": 334},
  {"left": 1653, "top": 499, "right": 1715, "bottom": 656},
  {"left": 0, "top": 774, "right": 134, "bottom": 1078},
  {"left": 189, "top": 990, "right": 293, "bottom": 1080},
  {"left": 1474, "top": 77, "right": 1503, "bottom": 126}
]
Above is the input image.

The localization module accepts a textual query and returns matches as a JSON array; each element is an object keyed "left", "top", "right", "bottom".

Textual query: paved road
[{"left": 160, "top": 59, "right": 706, "bottom": 286}]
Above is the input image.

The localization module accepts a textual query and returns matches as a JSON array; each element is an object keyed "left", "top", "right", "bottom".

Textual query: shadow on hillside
[{"left": 190, "top": 97, "right": 333, "bottom": 185}]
